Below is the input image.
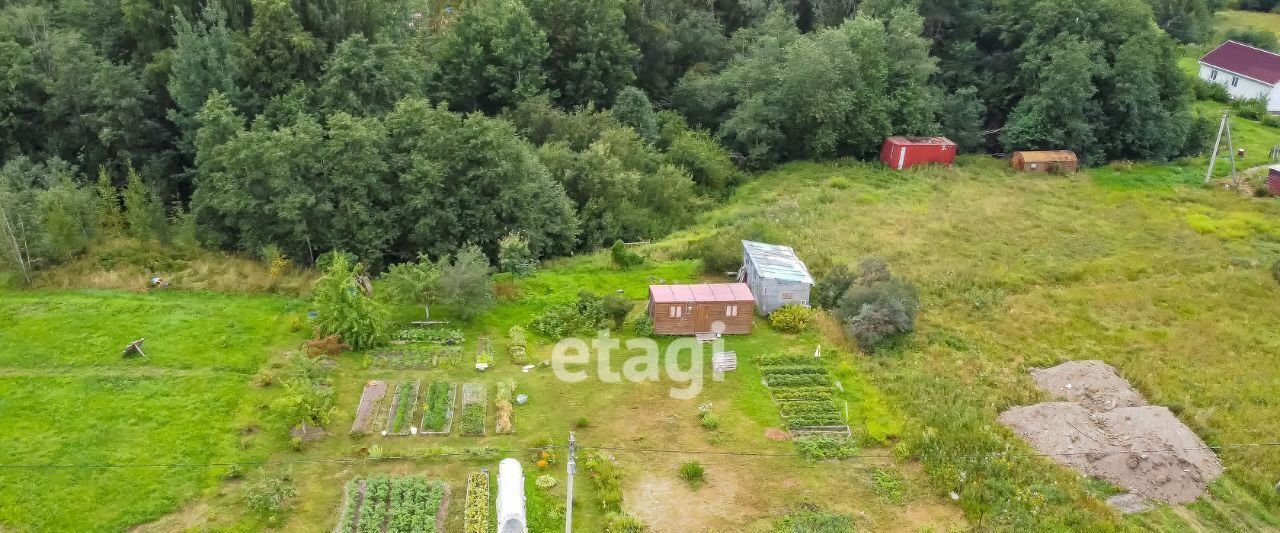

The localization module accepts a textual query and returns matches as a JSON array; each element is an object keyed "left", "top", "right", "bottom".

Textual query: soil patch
[
  {"left": 1000, "top": 360, "right": 1222, "bottom": 505},
  {"left": 1030, "top": 360, "right": 1146, "bottom": 412}
]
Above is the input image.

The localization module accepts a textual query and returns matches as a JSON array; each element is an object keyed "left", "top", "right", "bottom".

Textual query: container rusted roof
[{"left": 1013, "top": 150, "right": 1078, "bottom": 163}]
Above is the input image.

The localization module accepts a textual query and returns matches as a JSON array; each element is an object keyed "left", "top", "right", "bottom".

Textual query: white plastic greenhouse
[{"left": 496, "top": 458, "right": 528, "bottom": 533}]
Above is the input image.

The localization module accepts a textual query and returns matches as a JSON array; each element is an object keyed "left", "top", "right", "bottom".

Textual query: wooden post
[
  {"left": 0, "top": 205, "right": 30, "bottom": 284},
  {"left": 565, "top": 431, "right": 577, "bottom": 533},
  {"left": 1225, "top": 114, "right": 1239, "bottom": 187}
]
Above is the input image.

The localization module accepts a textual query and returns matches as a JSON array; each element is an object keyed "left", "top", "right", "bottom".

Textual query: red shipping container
[
  {"left": 880, "top": 136, "right": 957, "bottom": 170},
  {"left": 1268, "top": 165, "right": 1280, "bottom": 196}
]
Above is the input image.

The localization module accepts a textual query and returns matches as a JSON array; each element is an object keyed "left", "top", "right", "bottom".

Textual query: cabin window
[
  {"left": 1210, "top": 70, "right": 1218, "bottom": 80},
  {"left": 1231, "top": 76, "right": 1239, "bottom": 87},
  {"left": 726, "top": 305, "right": 739, "bottom": 317},
  {"left": 669, "top": 305, "right": 683, "bottom": 318}
]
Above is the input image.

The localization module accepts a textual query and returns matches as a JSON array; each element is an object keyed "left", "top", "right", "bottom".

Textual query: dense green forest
[{"left": 0, "top": 0, "right": 1229, "bottom": 276}]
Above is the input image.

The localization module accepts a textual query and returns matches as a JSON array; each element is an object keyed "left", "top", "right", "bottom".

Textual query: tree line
[{"left": 0, "top": 0, "right": 1220, "bottom": 278}]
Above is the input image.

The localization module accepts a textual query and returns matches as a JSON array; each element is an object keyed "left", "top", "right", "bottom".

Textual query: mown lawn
[
  {"left": 676, "top": 153, "right": 1280, "bottom": 529},
  {"left": 0, "top": 290, "right": 307, "bottom": 532}
]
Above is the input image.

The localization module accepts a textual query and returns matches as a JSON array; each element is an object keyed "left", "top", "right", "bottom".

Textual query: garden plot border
[
  {"left": 350, "top": 380, "right": 387, "bottom": 435},
  {"left": 420, "top": 382, "right": 458, "bottom": 437},
  {"left": 385, "top": 380, "right": 422, "bottom": 436},
  {"left": 460, "top": 383, "right": 487, "bottom": 437}
]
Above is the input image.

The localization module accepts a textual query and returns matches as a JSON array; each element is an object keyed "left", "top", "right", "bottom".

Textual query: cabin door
[{"left": 694, "top": 305, "right": 712, "bottom": 333}]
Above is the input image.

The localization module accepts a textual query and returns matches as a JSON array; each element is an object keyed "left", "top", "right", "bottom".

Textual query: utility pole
[
  {"left": 1205, "top": 110, "right": 1237, "bottom": 185},
  {"left": 565, "top": 431, "right": 577, "bottom": 533}
]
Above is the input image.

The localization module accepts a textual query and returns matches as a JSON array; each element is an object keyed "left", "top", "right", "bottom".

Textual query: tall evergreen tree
[{"left": 167, "top": 2, "right": 240, "bottom": 157}]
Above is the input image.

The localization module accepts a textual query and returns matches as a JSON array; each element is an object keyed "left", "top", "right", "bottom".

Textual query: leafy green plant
[
  {"left": 420, "top": 381, "right": 454, "bottom": 433},
  {"left": 698, "top": 408, "right": 720, "bottom": 430},
  {"left": 632, "top": 313, "right": 653, "bottom": 336},
  {"left": 508, "top": 326, "right": 529, "bottom": 365},
  {"left": 769, "top": 304, "right": 812, "bottom": 333},
  {"left": 460, "top": 403, "right": 485, "bottom": 436},
  {"left": 389, "top": 381, "right": 418, "bottom": 434},
  {"left": 464, "top": 471, "right": 491, "bottom": 533},
  {"left": 793, "top": 435, "right": 859, "bottom": 461},
  {"left": 575, "top": 416, "right": 590, "bottom": 428},
  {"left": 535, "top": 474, "right": 558, "bottom": 490},
  {"left": 611, "top": 240, "right": 644, "bottom": 270},
  {"left": 604, "top": 512, "right": 649, "bottom": 533},
  {"left": 678, "top": 460, "right": 705, "bottom": 487},
  {"left": 529, "top": 291, "right": 610, "bottom": 338},
  {"left": 585, "top": 451, "right": 624, "bottom": 512},
  {"left": 244, "top": 468, "right": 296, "bottom": 515}
]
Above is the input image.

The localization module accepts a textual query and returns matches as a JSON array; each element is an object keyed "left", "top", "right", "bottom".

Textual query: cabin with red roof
[
  {"left": 647, "top": 283, "right": 754, "bottom": 336},
  {"left": 1198, "top": 40, "right": 1280, "bottom": 113}
]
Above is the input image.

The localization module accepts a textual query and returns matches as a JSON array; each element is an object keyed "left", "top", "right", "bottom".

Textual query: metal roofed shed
[
  {"left": 880, "top": 136, "right": 957, "bottom": 169},
  {"left": 1011, "top": 150, "right": 1079, "bottom": 174},
  {"left": 648, "top": 283, "right": 755, "bottom": 335},
  {"left": 738, "top": 240, "right": 814, "bottom": 315},
  {"left": 496, "top": 458, "right": 527, "bottom": 533}
]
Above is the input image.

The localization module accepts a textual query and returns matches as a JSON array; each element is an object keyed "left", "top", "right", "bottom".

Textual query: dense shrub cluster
[
  {"left": 817, "top": 258, "right": 919, "bottom": 352},
  {"left": 769, "top": 304, "right": 812, "bottom": 333}
]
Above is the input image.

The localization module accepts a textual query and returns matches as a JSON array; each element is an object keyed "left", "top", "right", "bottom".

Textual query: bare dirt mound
[
  {"left": 1030, "top": 360, "right": 1146, "bottom": 412},
  {"left": 1000, "top": 360, "right": 1223, "bottom": 505}
]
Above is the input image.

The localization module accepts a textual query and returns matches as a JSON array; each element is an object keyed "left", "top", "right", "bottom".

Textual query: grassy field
[
  {"left": 4, "top": 81, "right": 1280, "bottom": 531},
  {"left": 1214, "top": 9, "right": 1280, "bottom": 38},
  {"left": 0, "top": 291, "right": 307, "bottom": 531},
  {"left": 670, "top": 151, "right": 1280, "bottom": 529}
]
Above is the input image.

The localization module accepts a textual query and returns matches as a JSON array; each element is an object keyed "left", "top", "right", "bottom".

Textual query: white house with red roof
[{"left": 1198, "top": 40, "right": 1280, "bottom": 113}]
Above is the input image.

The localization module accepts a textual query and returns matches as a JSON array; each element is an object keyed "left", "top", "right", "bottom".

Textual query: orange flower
[{"left": 537, "top": 459, "right": 549, "bottom": 469}]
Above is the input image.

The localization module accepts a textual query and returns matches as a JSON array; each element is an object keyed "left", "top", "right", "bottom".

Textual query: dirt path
[{"left": 0, "top": 366, "right": 240, "bottom": 378}]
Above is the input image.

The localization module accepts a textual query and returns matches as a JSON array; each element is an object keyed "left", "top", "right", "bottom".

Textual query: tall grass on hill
[{"left": 685, "top": 155, "right": 1280, "bottom": 529}]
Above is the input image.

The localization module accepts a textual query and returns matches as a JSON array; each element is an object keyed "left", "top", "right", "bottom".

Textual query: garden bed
[
  {"left": 464, "top": 471, "right": 490, "bottom": 533},
  {"left": 367, "top": 345, "right": 462, "bottom": 369},
  {"left": 334, "top": 474, "right": 445, "bottom": 533},
  {"left": 758, "top": 355, "right": 851, "bottom": 436},
  {"left": 419, "top": 381, "right": 457, "bottom": 436},
  {"left": 350, "top": 380, "right": 388, "bottom": 435},
  {"left": 494, "top": 379, "right": 516, "bottom": 435},
  {"left": 459, "top": 383, "right": 487, "bottom": 437},
  {"left": 386, "top": 380, "right": 421, "bottom": 436},
  {"left": 475, "top": 336, "right": 494, "bottom": 370}
]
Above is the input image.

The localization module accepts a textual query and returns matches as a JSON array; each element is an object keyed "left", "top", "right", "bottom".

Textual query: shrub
[
  {"left": 1191, "top": 78, "right": 1230, "bottom": 103},
  {"left": 678, "top": 460, "right": 705, "bottom": 486},
  {"left": 311, "top": 254, "right": 389, "bottom": 350},
  {"left": 1232, "top": 97, "right": 1270, "bottom": 121},
  {"left": 813, "top": 264, "right": 855, "bottom": 309},
  {"left": 684, "top": 233, "right": 740, "bottom": 275},
  {"left": 584, "top": 451, "right": 624, "bottom": 512},
  {"left": 769, "top": 304, "right": 812, "bottom": 333},
  {"left": 603, "top": 293, "right": 633, "bottom": 330},
  {"left": 632, "top": 313, "right": 653, "bottom": 336},
  {"left": 604, "top": 512, "right": 649, "bottom": 533},
  {"left": 575, "top": 416, "right": 590, "bottom": 428},
  {"left": 836, "top": 275, "right": 919, "bottom": 352},
  {"left": 535, "top": 474, "right": 559, "bottom": 490},
  {"left": 529, "top": 291, "right": 609, "bottom": 338},
  {"left": 611, "top": 240, "right": 644, "bottom": 270},
  {"left": 699, "top": 410, "right": 720, "bottom": 430},
  {"left": 244, "top": 468, "right": 296, "bottom": 514}
]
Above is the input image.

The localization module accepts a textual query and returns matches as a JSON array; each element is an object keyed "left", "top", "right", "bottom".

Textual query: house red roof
[
  {"left": 1199, "top": 40, "right": 1280, "bottom": 86},
  {"left": 649, "top": 283, "right": 753, "bottom": 303}
]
